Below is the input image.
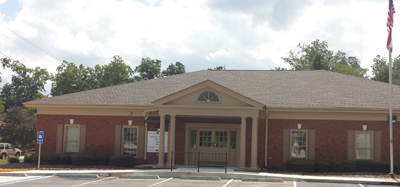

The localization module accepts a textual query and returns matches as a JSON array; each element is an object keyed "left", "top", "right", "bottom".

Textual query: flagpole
[{"left": 389, "top": 49, "right": 394, "bottom": 176}]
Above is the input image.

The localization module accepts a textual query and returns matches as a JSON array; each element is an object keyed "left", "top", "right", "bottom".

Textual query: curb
[
  {"left": 0, "top": 172, "right": 27, "bottom": 177},
  {"left": 180, "top": 175, "right": 221, "bottom": 180},
  {"left": 119, "top": 174, "right": 160, "bottom": 179},
  {"left": 58, "top": 174, "right": 99, "bottom": 178},
  {"left": 242, "top": 177, "right": 284, "bottom": 183},
  {"left": 0, "top": 169, "right": 31, "bottom": 172}
]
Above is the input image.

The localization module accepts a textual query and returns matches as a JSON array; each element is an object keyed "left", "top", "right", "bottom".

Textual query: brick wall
[
  {"left": 38, "top": 114, "right": 395, "bottom": 170},
  {"left": 36, "top": 114, "right": 147, "bottom": 164},
  {"left": 267, "top": 119, "right": 397, "bottom": 169}
]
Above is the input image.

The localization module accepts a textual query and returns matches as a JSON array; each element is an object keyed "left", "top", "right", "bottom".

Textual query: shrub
[
  {"left": 95, "top": 153, "right": 114, "bottom": 165},
  {"left": 356, "top": 160, "right": 375, "bottom": 172},
  {"left": 109, "top": 154, "right": 135, "bottom": 167},
  {"left": 23, "top": 152, "right": 34, "bottom": 163},
  {"left": 33, "top": 153, "right": 59, "bottom": 165},
  {"left": 331, "top": 160, "right": 356, "bottom": 172},
  {"left": 286, "top": 159, "right": 314, "bottom": 172},
  {"left": 314, "top": 161, "right": 331, "bottom": 172},
  {"left": 374, "top": 162, "right": 390, "bottom": 173},
  {"left": 59, "top": 153, "right": 76, "bottom": 165},
  {"left": 71, "top": 154, "right": 96, "bottom": 165},
  {"left": 7, "top": 155, "right": 19, "bottom": 163}
]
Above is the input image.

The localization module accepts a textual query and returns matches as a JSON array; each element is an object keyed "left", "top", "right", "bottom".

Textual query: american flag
[{"left": 387, "top": 0, "right": 396, "bottom": 52}]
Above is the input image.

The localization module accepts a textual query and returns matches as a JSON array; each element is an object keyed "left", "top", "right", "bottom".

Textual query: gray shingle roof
[{"left": 25, "top": 70, "right": 400, "bottom": 109}]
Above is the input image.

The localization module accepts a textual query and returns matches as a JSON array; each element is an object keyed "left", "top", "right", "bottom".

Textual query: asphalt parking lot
[{"left": 0, "top": 176, "right": 398, "bottom": 187}]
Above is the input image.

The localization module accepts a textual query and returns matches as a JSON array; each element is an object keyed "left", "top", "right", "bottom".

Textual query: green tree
[
  {"left": 371, "top": 55, "right": 400, "bottom": 85},
  {"left": 162, "top": 62, "right": 185, "bottom": 76},
  {"left": 281, "top": 39, "right": 368, "bottom": 78},
  {"left": 208, "top": 66, "right": 226, "bottom": 70},
  {"left": 97, "top": 55, "right": 135, "bottom": 87},
  {"left": 0, "top": 107, "right": 36, "bottom": 152},
  {"left": 273, "top": 67, "right": 288, "bottom": 71},
  {"left": 134, "top": 57, "right": 161, "bottom": 80},
  {"left": 51, "top": 61, "right": 98, "bottom": 96},
  {"left": 0, "top": 60, "right": 49, "bottom": 110}
]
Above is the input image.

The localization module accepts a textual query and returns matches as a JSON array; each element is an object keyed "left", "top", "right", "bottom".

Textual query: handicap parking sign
[{"left": 37, "top": 131, "right": 44, "bottom": 144}]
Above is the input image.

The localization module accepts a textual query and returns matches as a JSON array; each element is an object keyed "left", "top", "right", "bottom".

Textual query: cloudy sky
[{"left": 0, "top": 0, "right": 396, "bottom": 95}]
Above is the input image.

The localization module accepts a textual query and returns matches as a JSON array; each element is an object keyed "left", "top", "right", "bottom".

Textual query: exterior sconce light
[
  {"left": 70, "top": 119, "right": 74, "bottom": 124},
  {"left": 129, "top": 112, "right": 132, "bottom": 116},
  {"left": 388, "top": 115, "right": 397, "bottom": 124},
  {"left": 362, "top": 125, "right": 367, "bottom": 131},
  {"left": 297, "top": 124, "right": 302, "bottom": 129},
  {"left": 128, "top": 120, "right": 133, "bottom": 126}
]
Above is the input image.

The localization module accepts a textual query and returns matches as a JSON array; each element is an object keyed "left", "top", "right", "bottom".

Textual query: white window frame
[
  {"left": 64, "top": 125, "right": 80, "bottom": 153},
  {"left": 355, "top": 131, "right": 374, "bottom": 160},
  {"left": 197, "top": 90, "right": 221, "bottom": 103},
  {"left": 290, "top": 129, "right": 308, "bottom": 159},
  {"left": 121, "top": 126, "right": 139, "bottom": 158}
]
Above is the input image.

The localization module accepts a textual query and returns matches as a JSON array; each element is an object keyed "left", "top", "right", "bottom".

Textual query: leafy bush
[
  {"left": 7, "top": 155, "right": 19, "bottom": 163},
  {"left": 23, "top": 152, "right": 34, "bottom": 163},
  {"left": 59, "top": 153, "right": 76, "bottom": 164},
  {"left": 33, "top": 153, "right": 59, "bottom": 165},
  {"left": 286, "top": 159, "right": 315, "bottom": 172},
  {"left": 374, "top": 162, "right": 390, "bottom": 173},
  {"left": 356, "top": 160, "right": 375, "bottom": 172},
  {"left": 95, "top": 153, "right": 114, "bottom": 165},
  {"left": 314, "top": 161, "right": 331, "bottom": 172},
  {"left": 71, "top": 154, "right": 96, "bottom": 165},
  {"left": 109, "top": 154, "right": 135, "bottom": 167},
  {"left": 331, "top": 160, "right": 356, "bottom": 172}
]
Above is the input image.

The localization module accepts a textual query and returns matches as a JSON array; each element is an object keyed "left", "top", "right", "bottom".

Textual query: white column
[
  {"left": 265, "top": 121, "right": 269, "bottom": 167},
  {"left": 239, "top": 117, "right": 246, "bottom": 170},
  {"left": 157, "top": 115, "right": 165, "bottom": 168},
  {"left": 250, "top": 117, "right": 258, "bottom": 170},
  {"left": 167, "top": 115, "right": 176, "bottom": 167}
]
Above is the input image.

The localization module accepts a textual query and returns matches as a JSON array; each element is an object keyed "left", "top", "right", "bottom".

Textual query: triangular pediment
[{"left": 152, "top": 80, "right": 264, "bottom": 109}]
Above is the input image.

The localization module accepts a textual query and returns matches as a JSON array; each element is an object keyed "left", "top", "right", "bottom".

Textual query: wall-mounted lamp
[
  {"left": 297, "top": 124, "right": 302, "bottom": 129},
  {"left": 70, "top": 119, "right": 74, "bottom": 124},
  {"left": 362, "top": 125, "right": 367, "bottom": 131},
  {"left": 388, "top": 115, "right": 397, "bottom": 124},
  {"left": 128, "top": 112, "right": 132, "bottom": 116},
  {"left": 128, "top": 120, "right": 132, "bottom": 126}
]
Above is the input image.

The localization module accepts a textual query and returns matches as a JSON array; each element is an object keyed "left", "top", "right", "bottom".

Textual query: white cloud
[{"left": 0, "top": 0, "right": 397, "bottom": 95}]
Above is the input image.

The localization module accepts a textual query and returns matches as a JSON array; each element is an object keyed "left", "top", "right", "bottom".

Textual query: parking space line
[
  {"left": 0, "top": 175, "right": 54, "bottom": 186},
  {"left": 359, "top": 184, "right": 365, "bottom": 187},
  {"left": 69, "top": 177, "right": 115, "bottom": 187},
  {"left": 293, "top": 181, "right": 297, "bottom": 187},
  {"left": 147, "top": 177, "right": 173, "bottom": 187},
  {"left": 222, "top": 179, "right": 233, "bottom": 187}
]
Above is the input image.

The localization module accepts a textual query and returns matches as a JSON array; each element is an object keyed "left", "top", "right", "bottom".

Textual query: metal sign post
[{"left": 37, "top": 131, "right": 44, "bottom": 169}]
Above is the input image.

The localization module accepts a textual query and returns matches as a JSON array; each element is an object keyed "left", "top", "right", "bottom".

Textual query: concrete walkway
[{"left": 0, "top": 167, "right": 398, "bottom": 185}]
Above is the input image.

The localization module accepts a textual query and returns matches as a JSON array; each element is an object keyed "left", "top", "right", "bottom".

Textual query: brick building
[{"left": 24, "top": 70, "right": 400, "bottom": 170}]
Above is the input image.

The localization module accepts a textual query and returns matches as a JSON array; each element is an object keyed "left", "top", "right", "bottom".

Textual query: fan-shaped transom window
[{"left": 197, "top": 91, "right": 219, "bottom": 102}]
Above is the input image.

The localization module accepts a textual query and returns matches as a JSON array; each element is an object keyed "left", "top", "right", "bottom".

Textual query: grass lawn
[{"left": 0, "top": 159, "right": 24, "bottom": 164}]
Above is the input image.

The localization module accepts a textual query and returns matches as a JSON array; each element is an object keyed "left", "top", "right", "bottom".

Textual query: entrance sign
[{"left": 147, "top": 131, "right": 168, "bottom": 153}]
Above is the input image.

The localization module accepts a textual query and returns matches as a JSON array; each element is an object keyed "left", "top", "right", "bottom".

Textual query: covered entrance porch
[{"left": 149, "top": 80, "right": 266, "bottom": 171}]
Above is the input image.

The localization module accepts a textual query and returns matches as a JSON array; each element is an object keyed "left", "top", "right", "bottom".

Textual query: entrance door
[{"left": 187, "top": 126, "right": 239, "bottom": 167}]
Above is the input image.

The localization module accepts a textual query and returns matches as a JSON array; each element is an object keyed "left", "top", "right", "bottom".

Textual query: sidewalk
[{"left": 0, "top": 167, "right": 398, "bottom": 185}]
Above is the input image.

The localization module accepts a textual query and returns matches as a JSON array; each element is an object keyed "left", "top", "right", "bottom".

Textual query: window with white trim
[
  {"left": 123, "top": 126, "right": 138, "bottom": 157},
  {"left": 290, "top": 130, "right": 307, "bottom": 159},
  {"left": 197, "top": 91, "right": 219, "bottom": 102},
  {"left": 64, "top": 125, "right": 80, "bottom": 152},
  {"left": 355, "top": 131, "right": 373, "bottom": 160}
]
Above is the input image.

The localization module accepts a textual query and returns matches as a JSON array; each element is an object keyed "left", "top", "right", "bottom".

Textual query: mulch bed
[{"left": 0, "top": 162, "right": 132, "bottom": 170}]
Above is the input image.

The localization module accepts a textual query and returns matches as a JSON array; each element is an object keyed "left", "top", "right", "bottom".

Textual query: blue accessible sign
[{"left": 37, "top": 131, "right": 44, "bottom": 144}]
